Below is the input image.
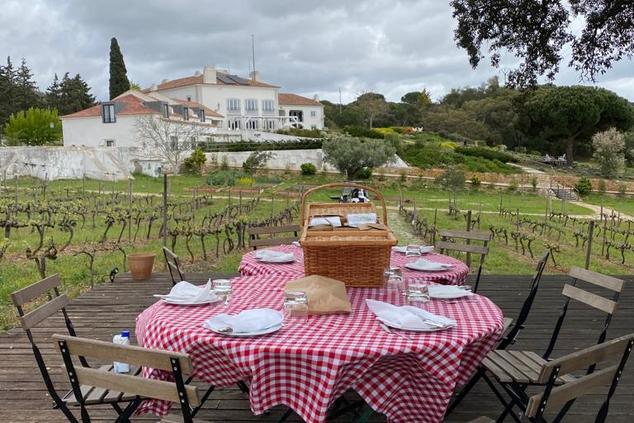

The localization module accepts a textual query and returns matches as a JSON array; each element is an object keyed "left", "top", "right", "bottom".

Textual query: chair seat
[
  {"left": 62, "top": 365, "right": 141, "bottom": 405},
  {"left": 483, "top": 350, "right": 577, "bottom": 385},
  {"left": 502, "top": 317, "right": 513, "bottom": 334}
]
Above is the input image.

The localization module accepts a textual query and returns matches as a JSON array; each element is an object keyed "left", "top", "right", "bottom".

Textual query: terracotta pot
[{"left": 128, "top": 253, "right": 156, "bottom": 281}]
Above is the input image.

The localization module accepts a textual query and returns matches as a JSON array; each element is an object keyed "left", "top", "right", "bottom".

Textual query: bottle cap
[{"left": 121, "top": 330, "right": 130, "bottom": 338}]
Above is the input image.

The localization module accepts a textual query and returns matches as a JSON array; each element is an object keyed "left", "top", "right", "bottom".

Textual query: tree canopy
[
  {"left": 451, "top": 0, "right": 634, "bottom": 86},
  {"left": 109, "top": 37, "right": 130, "bottom": 99},
  {"left": 3, "top": 107, "right": 62, "bottom": 146},
  {"left": 322, "top": 136, "right": 396, "bottom": 179}
]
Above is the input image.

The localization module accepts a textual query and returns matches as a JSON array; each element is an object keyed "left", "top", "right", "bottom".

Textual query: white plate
[
  {"left": 405, "top": 263, "right": 454, "bottom": 272},
  {"left": 429, "top": 287, "right": 474, "bottom": 299},
  {"left": 207, "top": 323, "right": 282, "bottom": 337},
  {"left": 256, "top": 257, "right": 296, "bottom": 264},
  {"left": 392, "top": 246, "right": 434, "bottom": 254},
  {"left": 162, "top": 297, "right": 221, "bottom": 306},
  {"left": 378, "top": 317, "right": 451, "bottom": 332}
]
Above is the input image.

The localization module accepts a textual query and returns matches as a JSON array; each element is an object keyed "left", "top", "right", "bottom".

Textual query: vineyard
[{"left": 2, "top": 172, "right": 633, "bottom": 330}]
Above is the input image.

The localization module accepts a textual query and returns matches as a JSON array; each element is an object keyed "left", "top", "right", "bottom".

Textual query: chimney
[
  {"left": 313, "top": 94, "right": 320, "bottom": 101},
  {"left": 203, "top": 66, "right": 217, "bottom": 84},
  {"left": 194, "top": 70, "right": 202, "bottom": 76},
  {"left": 249, "top": 70, "right": 260, "bottom": 81}
]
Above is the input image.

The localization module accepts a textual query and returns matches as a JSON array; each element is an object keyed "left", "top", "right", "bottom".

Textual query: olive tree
[
  {"left": 593, "top": 128, "right": 625, "bottom": 179},
  {"left": 322, "top": 136, "right": 396, "bottom": 180}
]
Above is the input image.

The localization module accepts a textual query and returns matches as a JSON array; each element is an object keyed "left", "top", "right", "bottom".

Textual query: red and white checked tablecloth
[
  {"left": 239, "top": 244, "right": 470, "bottom": 285},
  {"left": 135, "top": 274, "right": 503, "bottom": 422}
]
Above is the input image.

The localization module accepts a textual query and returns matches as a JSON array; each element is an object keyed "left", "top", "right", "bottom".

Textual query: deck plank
[{"left": 1, "top": 272, "right": 632, "bottom": 422}]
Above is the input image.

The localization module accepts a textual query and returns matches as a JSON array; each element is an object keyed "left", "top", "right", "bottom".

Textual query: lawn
[{"left": 582, "top": 193, "right": 634, "bottom": 216}]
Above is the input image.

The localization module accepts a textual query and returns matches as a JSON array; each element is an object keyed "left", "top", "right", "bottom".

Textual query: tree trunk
[{"left": 566, "top": 138, "right": 574, "bottom": 165}]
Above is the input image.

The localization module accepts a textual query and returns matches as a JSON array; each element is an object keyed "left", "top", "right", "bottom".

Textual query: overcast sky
[{"left": 2, "top": 0, "right": 633, "bottom": 103}]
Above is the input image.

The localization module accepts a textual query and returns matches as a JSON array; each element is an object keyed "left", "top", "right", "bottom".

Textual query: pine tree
[
  {"left": 72, "top": 74, "right": 96, "bottom": 110},
  {"left": 14, "top": 58, "right": 41, "bottom": 111},
  {"left": 58, "top": 73, "right": 96, "bottom": 115},
  {"left": 109, "top": 37, "right": 130, "bottom": 99},
  {"left": 46, "top": 73, "right": 62, "bottom": 111},
  {"left": 0, "top": 56, "right": 17, "bottom": 127}
]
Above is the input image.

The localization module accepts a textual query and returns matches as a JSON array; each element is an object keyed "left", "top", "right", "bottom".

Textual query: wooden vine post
[
  {"left": 162, "top": 172, "right": 168, "bottom": 247},
  {"left": 465, "top": 209, "right": 472, "bottom": 267},
  {"left": 128, "top": 178, "right": 132, "bottom": 241},
  {"left": 585, "top": 220, "right": 595, "bottom": 269}
]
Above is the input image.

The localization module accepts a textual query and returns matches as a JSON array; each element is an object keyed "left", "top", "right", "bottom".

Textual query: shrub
[
  {"left": 592, "top": 128, "right": 625, "bottom": 179},
  {"left": 574, "top": 177, "right": 593, "bottom": 196},
  {"left": 435, "top": 169, "right": 465, "bottom": 191},
  {"left": 355, "top": 167, "right": 373, "bottom": 179},
  {"left": 300, "top": 162, "right": 317, "bottom": 176},
  {"left": 207, "top": 170, "right": 240, "bottom": 186},
  {"left": 343, "top": 125, "right": 384, "bottom": 139},
  {"left": 322, "top": 136, "right": 396, "bottom": 180},
  {"left": 242, "top": 151, "right": 275, "bottom": 175},
  {"left": 598, "top": 179, "right": 607, "bottom": 195},
  {"left": 507, "top": 178, "right": 519, "bottom": 192},
  {"left": 530, "top": 176, "right": 538, "bottom": 192},
  {"left": 618, "top": 182, "right": 627, "bottom": 197},
  {"left": 276, "top": 127, "right": 323, "bottom": 138},
  {"left": 237, "top": 176, "right": 256, "bottom": 186},
  {"left": 470, "top": 175, "right": 481, "bottom": 187},
  {"left": 180, "top": 147, "right": 207, "bottom": 175},
  {"left": 4, "top": 107, "right": 62, "bottom": 146},
  {"left": 454, "top": 146, "right": 517, "bottom": 163}
]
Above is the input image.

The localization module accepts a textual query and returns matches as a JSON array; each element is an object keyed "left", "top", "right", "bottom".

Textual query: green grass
[{"left": 583, "top": 193, "right": 634, "bottom": 216}]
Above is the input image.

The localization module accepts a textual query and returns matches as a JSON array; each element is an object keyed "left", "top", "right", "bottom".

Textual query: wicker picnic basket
[{"left": 299, "top": 183, "right": 397, "bottom": 287}]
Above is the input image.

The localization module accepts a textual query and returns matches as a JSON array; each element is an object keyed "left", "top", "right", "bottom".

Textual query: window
[
  {"left": 265, "top": 119, "right": 276, "bottom": 130},
  {"left": 289, "top": 110, "right": 304, "bottom": 122},
  {"left": 102, "top": 103, "right": 116, "bottom": 123},
  {"left": 229, "top": 119, "right": 241, "bottom": 130},
  {"left": 104, "top": 139, "right": 115, "bottom": 147},
  {"left": 163, "top": 103, "right": 169, "bottom": 118},
  {"left": 227, "top": 98, "right": 241, "bottom": 112},
  {"left": 245, "top": 99, "right": 258, "bottom": 112},
  {"left": 183, "top": 107, "right": 189, "bottom": 121},
  {"left": 245, "top": 120, "right": 258, "bottom": 130},
  {"left": 262, "top": 99, "right": 275, "bottom": 112},
  {"left": 199, "top": 109, "right": 205, "bottom": 122},
  {"left": 170, "top": 136, "right": 178, "bottom": 150},
  {"left": 187, "top": 96, "right": 192, "bottom": 101},
  {"left": 311, "top": 110, "right": 317, "bottom": 117}
]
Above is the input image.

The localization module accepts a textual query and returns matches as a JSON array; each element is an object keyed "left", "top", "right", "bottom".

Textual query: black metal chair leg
[
  {"left": 446, "top": 368, "right": 483, "bottom": 415},
  {"left": 191, "top": 385, "right": 215, "bottom": 417},
  {"left": 277, "top": 407, "right": 294, "bottom": 423}
]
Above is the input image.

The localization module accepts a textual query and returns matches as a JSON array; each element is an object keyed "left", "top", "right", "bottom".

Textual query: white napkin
[
  {"left": 203, "top": 308, "right": 283, "bottom": 333},
  {"left": 405, "top": 258, "right": 454, "bottom": 271},
  {"left": 255, "top": 250, "right": 295, "bottom": 263},
  {"left": 154, "top": 281, "right": 217, "bottom": 303},
  {"left": 309, "top": 216, "right": 342, "bottom": 227},
  {"left": 428, "top": 285, "right": 474, "bottom": 299},
  {"left": 366, "top": 299, "right": 456, "bottom": 330},
  {"left": 393, "top": 245, "right": 435, "bottom": 254},
  {"left": 346, "top": 213, "right": 378, "bottom": 227}
]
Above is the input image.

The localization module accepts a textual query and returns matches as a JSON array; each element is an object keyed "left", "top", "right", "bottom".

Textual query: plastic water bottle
[{"left": 113, "top": 330, "right": 130, "bottom": 373}]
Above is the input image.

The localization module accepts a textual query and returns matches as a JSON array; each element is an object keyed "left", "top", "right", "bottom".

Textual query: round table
[
  {"left": 136, "top": 274, "right": 504, "bottom": 423},
  {"left": 239, "top": 244, "right": 471, "bottom": 285}
]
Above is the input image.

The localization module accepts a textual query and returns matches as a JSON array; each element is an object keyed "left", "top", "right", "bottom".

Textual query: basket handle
[{"left": 300, "top": 183, "right": 388, "bottom": 225}]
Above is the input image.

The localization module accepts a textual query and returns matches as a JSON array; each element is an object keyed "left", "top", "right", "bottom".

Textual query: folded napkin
[
  {"left": 155, "top": 280, "right": 216, "bottom": 303},
  {"left": 255, "top": 250, "right": 295, "bottom": 262},
  {"left": 428, "top": 285, "right": 474, "bottom": 299},
  {"left": 285, "top": 275, "right": 351, "bottom": 315},
  {"left": 406, "top": 258, "right": 454, "bottom": 271},
  {"left": 366, "top": 299, "right": 456, "bottom": 330},
  {"left": 203, "top": 308, "right": 283, "bottom": 333},
  {"left": 393, "top": 245, "right": 434, "bottom": 254},
  {"left": 309, "top": 216, "right": 342, "bottom": 227}
]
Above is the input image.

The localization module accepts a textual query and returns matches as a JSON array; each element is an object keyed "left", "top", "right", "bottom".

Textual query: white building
[
  {"left": 61, "top": 90, "right": 223, "bottom": 148},
  {"left": 278, "top": 93, "right": 324, "bottom": 129},
  {"left": 146, "top": 66, "right": 324, "bottom": 130}
]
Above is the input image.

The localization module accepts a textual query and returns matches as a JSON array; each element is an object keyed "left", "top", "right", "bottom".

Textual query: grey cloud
[{"left": 2, "top": 0, "right": 632, "bottom": 103}]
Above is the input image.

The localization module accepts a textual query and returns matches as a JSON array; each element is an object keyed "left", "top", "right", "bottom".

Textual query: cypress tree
[{"left": 109, "top": 37, "right": 130, "bottom": 99}]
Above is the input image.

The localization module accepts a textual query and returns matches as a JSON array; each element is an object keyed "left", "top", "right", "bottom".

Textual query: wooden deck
[{"left": 1, "top": 272, "right": 633, "bottom": 422}]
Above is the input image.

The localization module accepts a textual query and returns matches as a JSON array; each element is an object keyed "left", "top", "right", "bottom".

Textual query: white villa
[{"left": 61, "top": 65, "right": 324, "bottom": 148}]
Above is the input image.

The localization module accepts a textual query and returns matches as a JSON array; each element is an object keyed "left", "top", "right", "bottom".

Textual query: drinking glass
[
  {"left": 406, "top": 279, "right": 430, "bottom": 304},
  {"left": 386, "top": 269, "right": 404, "bottom": 294},
  {"left": 213, "top": 279, "right": 232, "bottom": 305},
  {"left": 406, "top": 245, "right": 421, "bottom": 257},
  {"left": 283, "top": 290, "right": 308, "bottom": 320}
]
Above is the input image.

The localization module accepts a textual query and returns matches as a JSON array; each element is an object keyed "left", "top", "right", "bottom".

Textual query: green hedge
[
  {"left": 402, "top": 143, "right": 519, "bottom": 174},
  {"left": 343, "top": 125, "right": 384, "bottom": 139},
  {"left": 454, "top": 146, "right": 517, "bottom": 163},
  {"left": 199, "top": 139, "right": 322, "bottom": 152}
]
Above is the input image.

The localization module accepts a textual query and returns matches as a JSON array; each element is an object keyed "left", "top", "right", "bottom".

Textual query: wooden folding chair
[
  {"left": 475, "top": 267, "right": 625, "bottom": 422},
  {"left": 247, "top": 224, "right": 301, "bottom": 250},
  {"left": 53, "top": 334, "right": 203, "bottom": 423},
  {"left": 10, "top": 275, "right": 137, "bottom": 423},
  {"left": 163, "top": 246, "right": 184, "bottom": 286},
  {"left": 436, "top": 229, "right": 491, "bottom": 292},
  {"left": 447, "top": 251, "right": 550, "bottom": 415},
  {"left": 469, "top": 333, "right": 634, "bottom": 423}
]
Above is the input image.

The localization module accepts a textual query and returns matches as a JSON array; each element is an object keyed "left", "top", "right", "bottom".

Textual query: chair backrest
[
  {"left": 543, "top": 267, "right": 625, "bottom": 360},
  {"left": 53, "top": 334, "right": 201, "bottom": 421},
  {"left": 163, "top": 246, "right": 184, "bottom": 286},
  {"left": 499, "top": 251, "right": 550, "bottom": 350},
  {"left": 248, "top": 224, "right": 301, "bottom": 250},
  {"left": 10, "top": 275, "right": 82, "bottom": 421},
  {"left": 437, "top": 229, "right": 491, "bottom": 292},
  {"left": 525, "top": 333, "right": 634, "bottom": 422}
]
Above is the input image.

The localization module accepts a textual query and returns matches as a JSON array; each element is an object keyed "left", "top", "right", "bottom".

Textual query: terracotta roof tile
[
  {"left": 278, "top": 93, "right": 322, "bottom": 106},
  {"left": 152, "top": 72, "right": 278, "bottom": 91},
  {"left": 62, "top": 94, "right": 158, "bottom": 118}
]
